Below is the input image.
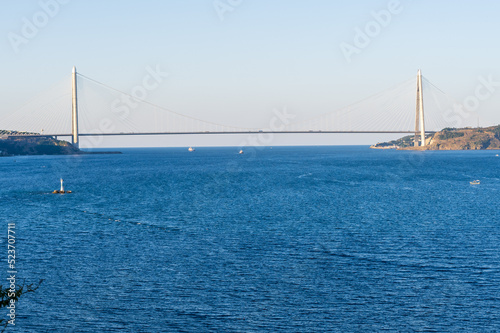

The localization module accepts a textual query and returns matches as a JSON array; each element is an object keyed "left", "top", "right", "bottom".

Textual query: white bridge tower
[
  {"left": 414, "top": 69, "right": 426, "bottom": 146},
  {"left": 71, "top": 66, "right": 79, "bottom": 148}
]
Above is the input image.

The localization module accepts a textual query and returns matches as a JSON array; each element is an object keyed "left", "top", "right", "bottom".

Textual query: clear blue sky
[{"left": 1, "top": 0, "right": 500, "bottom": 147}]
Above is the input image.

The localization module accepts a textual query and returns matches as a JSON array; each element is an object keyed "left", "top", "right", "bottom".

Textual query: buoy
[{"left": 52, "top": 178, "right": 72, "bottom": 194}]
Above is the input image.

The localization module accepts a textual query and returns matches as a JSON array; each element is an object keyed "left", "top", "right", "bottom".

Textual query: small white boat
[
  {"left": 239, "top": 150, "right": 244, "bottom": 154},
  {"left": 470, "top": 180, "right": 480, "bottom": 185},
  {"left": 188, "top": 147, "right": 195, "bottom": 152}
]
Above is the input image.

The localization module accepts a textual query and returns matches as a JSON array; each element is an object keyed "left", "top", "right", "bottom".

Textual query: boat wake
[{"left": 297, "top": 173, "right": 313, "bottom": 179}]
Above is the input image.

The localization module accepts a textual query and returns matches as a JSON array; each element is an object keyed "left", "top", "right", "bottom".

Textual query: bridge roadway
[{"left": 8, "top": 130, "right": 437, "bottom": 138}]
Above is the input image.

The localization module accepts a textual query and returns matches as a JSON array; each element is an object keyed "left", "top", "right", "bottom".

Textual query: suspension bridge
[{"left": 2, "top": 68, "right": 470, "bottom": 148}]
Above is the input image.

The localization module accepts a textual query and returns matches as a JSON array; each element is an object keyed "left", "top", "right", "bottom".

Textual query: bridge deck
[{"left": 8, "top": 130, "right": 436, "bottom": 138}]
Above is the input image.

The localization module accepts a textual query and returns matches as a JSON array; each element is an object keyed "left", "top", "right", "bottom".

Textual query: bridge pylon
[
  {"left": 71, "top": 66, "right": 79, "bottom": 148},
  {"left": 414, "top": 69, "right": 425, "bottom": 146}
]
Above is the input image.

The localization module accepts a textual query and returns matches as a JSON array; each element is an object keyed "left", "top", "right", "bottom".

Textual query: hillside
[
  {"left": 0, "top": 131, "right": 81, "bottom": 156},
  {"left": 371, "top": 125, "right": 500, "bottom": 150}
]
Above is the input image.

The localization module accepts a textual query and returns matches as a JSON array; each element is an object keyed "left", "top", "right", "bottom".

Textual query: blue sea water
[{"left": 1, "top": 146, "right": 499, "bottom": 332}]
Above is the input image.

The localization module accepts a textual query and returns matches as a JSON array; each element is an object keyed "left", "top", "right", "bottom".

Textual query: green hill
[
  {"left": 371, "top": 125, "right": 500, "bottom": 150},
  {"left": 0, "top": 131, "right": 81, "bottom": 156}
]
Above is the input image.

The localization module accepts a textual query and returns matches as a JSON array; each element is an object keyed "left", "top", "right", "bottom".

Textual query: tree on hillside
[{"left": 0, "top": 280, "right": 42, "bottom": 332}]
